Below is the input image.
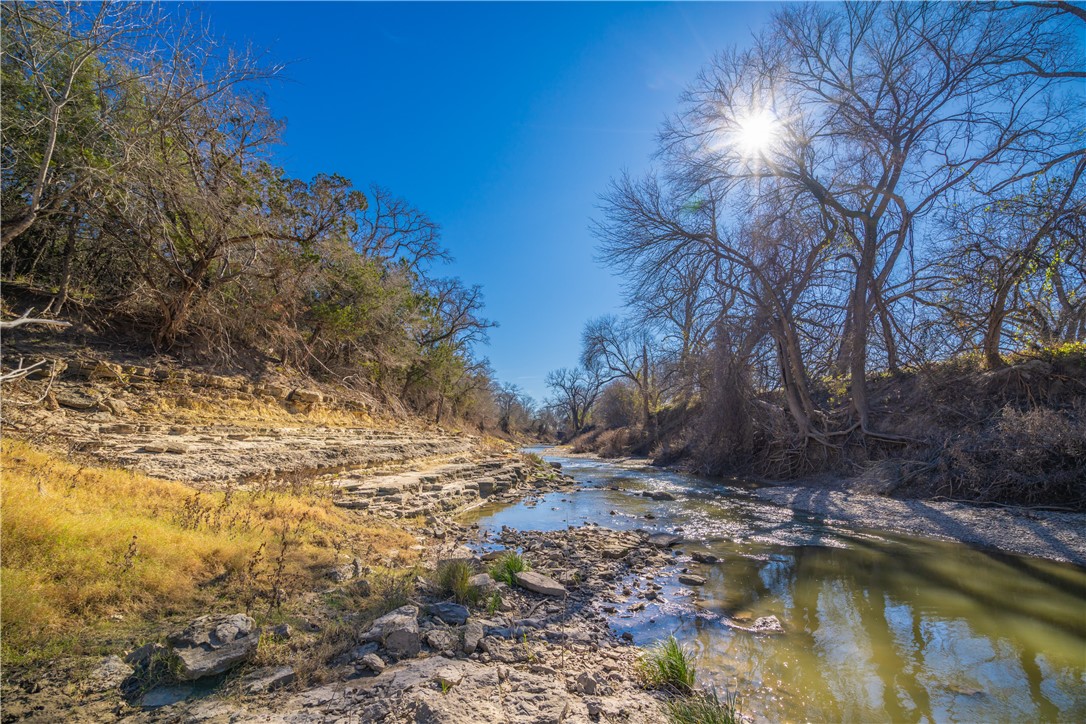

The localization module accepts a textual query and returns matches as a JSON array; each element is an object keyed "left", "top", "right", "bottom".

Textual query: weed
[
  {"left": 433, "top": 559, "right": 478, "bottom": 605},
  {"left": 665, "top": 688, "right": 740, "bottom": 724},
  {"left": 521, "top": 632, "right": 537, "bottom": 663},
  {"left": 366, "top": 569, "right": 417, "bottom": 616},
  {"left": 638, "top": 636, "right": 697, "bottom": 692},
  {"left": 486, "top": 590, "right": 502, "bottom": 615},
  {"left": 488, "top": 551, "right": 529, "bottom": 585}
]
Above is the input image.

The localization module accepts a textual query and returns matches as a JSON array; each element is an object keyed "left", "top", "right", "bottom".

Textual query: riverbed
[{"left": 461, "top": 448, "right": 1086, "bottom": 723}]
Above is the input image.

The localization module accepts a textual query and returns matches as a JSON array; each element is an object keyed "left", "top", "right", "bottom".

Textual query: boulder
[
  {"left": 514, "top": 571, "right": 567, "bottom": 598},
  {"left": 428, "top": 602, "right": 470, "bottom": 626},
  {"left": 240, "top": 665, "right": 295, "bottom": 694},
  {"left": 649, "top": 491, "right": 677, "bottom": 501},
  {"left": 691, "top": 552, "right": 719, "bottom": 564},
  {"left": 368, "top": 605, "right": 420, "bottom": 658},
  {"left": 677, "top": 574, "right": 706, "bottom": 586},
  {"left": 167, "top": 613, "right": 259, "bottom": 680}
]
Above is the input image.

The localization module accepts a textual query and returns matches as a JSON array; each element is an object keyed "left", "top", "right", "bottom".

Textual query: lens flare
[{"left": 735, "top": 109, "right": 780, "bottom": 156}]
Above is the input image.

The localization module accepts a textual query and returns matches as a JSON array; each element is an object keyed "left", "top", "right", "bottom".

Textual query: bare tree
[
  {"left": 545, "top": 366, "right": 604, "bottom": 435},
  {"left": 581, "top": 315, "right": 662, "bottom": 435},
  {"left": 664, "top": 2, "right": 1085, "bottom": 432}
]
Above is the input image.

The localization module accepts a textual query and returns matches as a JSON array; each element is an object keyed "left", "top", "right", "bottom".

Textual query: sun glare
[{"left": 735, "top": 110, "right": 780, "bottom": 156}]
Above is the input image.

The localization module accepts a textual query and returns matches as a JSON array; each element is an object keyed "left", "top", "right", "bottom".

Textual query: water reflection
[{"left": 462, "top": 450, "right": 1086, "bottom": 722}]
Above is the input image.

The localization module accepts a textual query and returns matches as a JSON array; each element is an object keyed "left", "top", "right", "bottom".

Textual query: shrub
[
  {"left": 638, "top": 636, "right": 697, "bottom": 692},
  {"left": 488, "top": 551, "right": 529, "bottom": 585},
  {"left": 665, "top": 689, "right": 740, "bottom": 724}
]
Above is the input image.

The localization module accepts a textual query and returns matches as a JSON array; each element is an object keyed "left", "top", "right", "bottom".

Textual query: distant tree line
[
  {"left": 0, "top": 1, "right": 528, "bottom": 429},
  {"left": 545, "top": 2, "right": 1085, "bottom": 483}
]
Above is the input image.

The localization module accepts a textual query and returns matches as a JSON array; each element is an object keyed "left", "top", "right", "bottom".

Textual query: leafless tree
[
  {"left": 662, "top": 1, "right": 1084, "bottom": 432},
  {"left": 545, "top": 365, "right": 604, "bottom": 434}
]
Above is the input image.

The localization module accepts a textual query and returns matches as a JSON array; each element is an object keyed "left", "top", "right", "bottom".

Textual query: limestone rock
[
  {"left": 85, "top": 655, "right": 132, "bottom": 692},
  {"left": 424, "top": 629, "right": 458, "bottom": 654},
  {"left": 462, "top": 619, "right": 484, "bottom": 654},
  {"left": 167, "top": 613, "right": 259, "bottom": 680},
  {"left": 240, "top": 665, "right": 295, "bottom": 694},
  {"left": 56, "top": 390, "right": 98, "bottom": 410},
  {"left": 677, "top": 574, "right": 706, "bottom": 586},
  {"left": 360, "top": 653, "right": 387, "bottom": 673},
  {"left": 751, "top": 615, "right": 784, "bottom": 634},
  {"left": 140, "top": 685, "right": 194, "bottom": 708},
  {"left": 368, "top": 605, "right": 420, "bottom": 658},
  {"left": 290, "top": 389, "right": 322, "bottom": 403},
  {"left": 469, "top": 572, "right": 496, "bottom": 593},
  {"left": 514, "top": 571, "right": 568, "bottom": 598},
  {"left": 428, "top": 602, "right": 470, "bottom": 625},
  {"left": 648, "top": 533, "right": 682, "bottom": 548}
]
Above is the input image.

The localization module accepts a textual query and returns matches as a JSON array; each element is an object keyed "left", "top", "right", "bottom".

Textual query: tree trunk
[
  {"left": 850, "top": 222, "right": 877, "bottom": 432},
  {"left": 983, "top": 283, "right": 1012, "bottom": 370}
]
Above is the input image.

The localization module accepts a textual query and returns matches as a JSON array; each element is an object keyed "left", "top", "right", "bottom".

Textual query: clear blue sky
[{"left": 200, "top": 1, "right": 778, "bottom": 403}]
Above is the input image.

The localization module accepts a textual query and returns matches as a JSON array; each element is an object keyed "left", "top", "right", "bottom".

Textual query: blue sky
[{"left": 200, "top": 1, "right": 778, "bottom": 403}]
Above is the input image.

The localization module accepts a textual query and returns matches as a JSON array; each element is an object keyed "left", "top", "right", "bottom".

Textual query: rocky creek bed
[{"left": 3, "top": 523, "right": 691, "bottom": 723}]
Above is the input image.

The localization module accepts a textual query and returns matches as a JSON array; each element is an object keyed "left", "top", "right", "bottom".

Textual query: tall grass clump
[
  {"left": 638, "top": 636, "right": 697, "bottom": 692},
  {"left": 665, "top": 689, "right": 740, "bottom": 724},
  {"left": 488, "top": 551, "right": 529, "bottom": 585},
  {"left": 433, "top": 559, "right": 478, "bottom": 605}
]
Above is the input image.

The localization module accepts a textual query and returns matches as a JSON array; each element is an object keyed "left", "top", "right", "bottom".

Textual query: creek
[{"left": 461, "top": 448, "right": 1086, "bottom": 723}]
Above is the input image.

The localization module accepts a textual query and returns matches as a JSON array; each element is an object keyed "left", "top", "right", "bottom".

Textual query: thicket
[
  {"left": 0, "top": 2, "right": 520, "bottom": 428},
  {"left": 544, "top": 3, "right": 1086, "bottom": 507}
]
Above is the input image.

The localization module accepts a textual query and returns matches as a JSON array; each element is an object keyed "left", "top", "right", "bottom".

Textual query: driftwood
[{"left": 0, "top": 308, "right": 72, "bottom": 330}]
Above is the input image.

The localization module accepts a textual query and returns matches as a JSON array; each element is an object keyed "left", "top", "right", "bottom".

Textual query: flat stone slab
[
  {"left": 648, "top": 533, "right": 682, "bottom": 548},
  {"left": 514, "top": 571, "right": 567, "bottom": 597},
  {"left": 240, "top": 665, "right": 295, "bottom": 694},
  {"left": 677, "top": 574, "right": 706, "bottom": 586}
]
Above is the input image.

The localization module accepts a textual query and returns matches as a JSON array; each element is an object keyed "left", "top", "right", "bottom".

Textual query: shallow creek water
[{"left": 460, "top": 448, "right": 1086, "bottom": 723}]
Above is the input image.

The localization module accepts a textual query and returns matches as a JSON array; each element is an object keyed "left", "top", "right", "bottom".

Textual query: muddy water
[{"left": 461, "top": 450, "right": 1086, "bottom": 723}]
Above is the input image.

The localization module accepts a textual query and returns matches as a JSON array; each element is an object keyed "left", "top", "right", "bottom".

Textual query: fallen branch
[{"left": 0, "top": 307, "right": 72, "bottom": 330}]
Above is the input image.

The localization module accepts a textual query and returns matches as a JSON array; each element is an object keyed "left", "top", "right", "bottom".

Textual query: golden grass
[{"left": 0, "top": 439, "right": 418, "bottom": 666}]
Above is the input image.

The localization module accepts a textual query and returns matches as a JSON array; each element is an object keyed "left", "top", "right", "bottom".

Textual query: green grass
[
  {"left": 488, "top": 551, "right": 529, "bottom": 585},
  {"left": 665, "top": 689, "right": 740, "bottom": 724},
  {"left": 433, "top": 559, "right": 479, "bottom": 605},
  {"left": 638, "top": 636, "right": 697, "bottom": 692}
]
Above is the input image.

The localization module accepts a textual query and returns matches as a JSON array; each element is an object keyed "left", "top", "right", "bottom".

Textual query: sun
[{"left": 734, "top": 109, "right": 780, "bottom": 157}]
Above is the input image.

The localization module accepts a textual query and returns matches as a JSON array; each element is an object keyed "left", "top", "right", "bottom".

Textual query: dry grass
[{"left": 0, "top": 439, "right": 418, "bottom": 666}]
